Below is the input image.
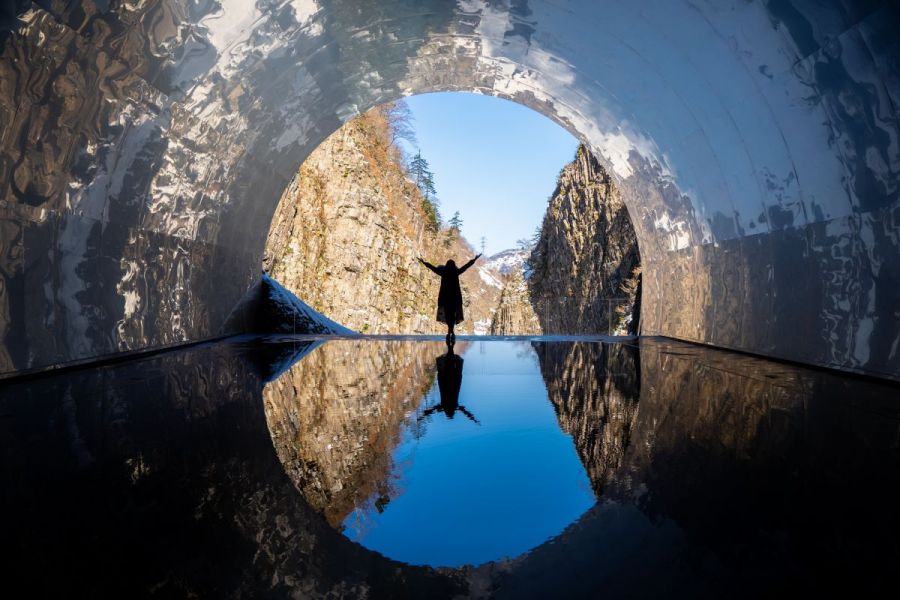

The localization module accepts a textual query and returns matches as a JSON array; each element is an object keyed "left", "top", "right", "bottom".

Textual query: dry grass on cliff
[{"left": 356, "top": 107, "right": 432, "bottom": 245}]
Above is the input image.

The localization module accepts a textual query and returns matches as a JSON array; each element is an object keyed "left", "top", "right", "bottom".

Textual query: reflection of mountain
[
  {"left": 532, "top": 341, "right": 640, "bottom": 493},
  {"left": 2, "top": 338, "right": 466, "bottom": 598},
  {"left": 5, "top": 337, "right": 899, "bottom": 597},
  {"left": 608, "top": 342, "right": 831, "bottom": 531},
  {"left": 262, "top": 340, "right": 443, "bottom": 526},
  {"left": 508, "top": 338, "right": 900, "bottom": 598}
]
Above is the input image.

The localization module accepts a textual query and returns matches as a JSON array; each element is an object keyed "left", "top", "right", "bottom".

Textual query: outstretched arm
[
  {"left": 417, "top": 406, "right": 442, "bottom": 421},
  {"left": 418, "top": 257, "right": 441, "bottom": 275},
  {"left": 458, "top": 254, "right": 482, "bottom": 274},
  {"left": 458, "top": 405, "right": 480, "bottom": 425}
]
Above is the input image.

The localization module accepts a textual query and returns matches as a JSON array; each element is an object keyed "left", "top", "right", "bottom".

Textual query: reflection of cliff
[
  {"left": 609, "top": 342, "right": 823, "bottom": 528},
  {"left": 493, "top": 338, "right": 900, "bottom": 598},
  {"left": 262, "top": 340, "right": 443, "bottom": 526},
  {"left": 6, "top": 334, "right": 900, "bottom": 598},
  {"left": 533, "top": 341, "right": 641, "bottom": 493},
  {"left": 529, "top": 145, "right": 641, "bottom": 334},
  {"left": 611, "top": 341, "right": 900, "bottom": 588},
  {"left": 263, "top": 107, "right": 498, "bottom": 334},
  {"left": 2, "top": 338, "right": 466, "bottom": 598}
]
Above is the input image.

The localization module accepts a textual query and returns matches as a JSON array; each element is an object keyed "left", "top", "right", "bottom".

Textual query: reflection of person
[
  {"left": 418, "top": 254, "right": 481, "bottom": 342},
  {"left": 419, "top": 340, "right": 479, "bottom": 424}
]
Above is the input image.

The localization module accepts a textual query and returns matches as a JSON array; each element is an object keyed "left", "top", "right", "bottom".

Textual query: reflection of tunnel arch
[{"left": 0, "top": 1, "right": 898, "bottom": 378}]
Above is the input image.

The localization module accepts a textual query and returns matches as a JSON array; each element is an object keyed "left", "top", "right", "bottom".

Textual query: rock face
[
  {"left": 263, "top": 108, "right": 499, "bottom": 334},
  {"left": 489, "top": 268, "right": 541, "bottom": 335},
  {"left": 529, "top": 145, "right": 642, "bottom": 335}
]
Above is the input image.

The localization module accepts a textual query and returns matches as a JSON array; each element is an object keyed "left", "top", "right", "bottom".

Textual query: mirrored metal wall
[{"left": 1, "top": 1, "right": 898, "bottom": 378}]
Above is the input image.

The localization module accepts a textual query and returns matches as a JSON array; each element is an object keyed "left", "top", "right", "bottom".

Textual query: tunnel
[{"left": 1, "top": 0, "right": 899, "bottom": 380}]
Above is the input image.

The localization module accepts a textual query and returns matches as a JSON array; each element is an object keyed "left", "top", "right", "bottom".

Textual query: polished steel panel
[{"left": 1, "top": 1, "right": 898, "bottom": 377}]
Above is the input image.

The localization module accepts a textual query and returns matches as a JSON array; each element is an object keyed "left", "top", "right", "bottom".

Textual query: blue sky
[{"left": 402, "top": 92, "right": 578, "bottom": 256}]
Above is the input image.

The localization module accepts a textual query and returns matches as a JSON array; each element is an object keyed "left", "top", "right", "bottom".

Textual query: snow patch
[
  {"left": 484, "top": 248, "right": 530, "bottom": 274},
  {"left": 478, "top": 266, "right": 502, "bottom": 288},
  {"left": 263, "top": 274, "right": 355, "bottom": 334},
  {"left": 473, "top": 318, "right": 492, "bottom": 335}
]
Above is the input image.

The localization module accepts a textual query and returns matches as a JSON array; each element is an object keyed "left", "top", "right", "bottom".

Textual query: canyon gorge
[
  {"left": 263, "top": 105, "right": 500, "bottom": 335},
  {"left": 263, "top": 105, "right": 641, "bottom": 335}
]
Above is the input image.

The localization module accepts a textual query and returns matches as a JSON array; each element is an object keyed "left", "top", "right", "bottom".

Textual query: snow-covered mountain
[
  {"left": 472, "top": 247, "right": 530, "bottom": 292},
  {"left": 483, "top": 248, "right": 531, "bottom": 275},
  {"left": 476, "top": 265, "right": 502, "bottom": 289}
]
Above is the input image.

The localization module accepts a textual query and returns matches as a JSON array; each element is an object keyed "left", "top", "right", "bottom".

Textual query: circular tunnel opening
[
  {"left": 257, "top": 91, "right": 642, "bottom": 566},
  {"left": 261, "top": 91, "right": 642, "bottom": 338}
]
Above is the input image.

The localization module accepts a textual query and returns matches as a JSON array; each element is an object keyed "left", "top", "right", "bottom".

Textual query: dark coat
[{"left": 422, "top": 257, "right": 478, "bottom": 324}]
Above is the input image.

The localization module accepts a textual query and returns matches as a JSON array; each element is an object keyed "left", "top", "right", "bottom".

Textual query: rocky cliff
[
  {"left": 489, "top": 267, "right": 541, "bottom": 335},
  {"left": 529, "top": 145, "right": 641, "bottom": 334},
  {"left": 263, "top": 107, "right": 499, "bottom": 334}
]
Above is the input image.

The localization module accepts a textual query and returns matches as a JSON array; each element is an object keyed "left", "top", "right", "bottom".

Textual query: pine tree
[
  {"left": 407, "top": 152, "right": 429, "bottom": 190},
  {"left": 449, "top": 211, "right": 463, "bottom": 233},
  {"left": 407, "top": 151, "right": 441, "bottom": 231},
  {"left": 444, "top": 211, "right": 463, "bottom": 248},
  {"left": 420, "top": 170, "right": 436, "bottom": 200}
]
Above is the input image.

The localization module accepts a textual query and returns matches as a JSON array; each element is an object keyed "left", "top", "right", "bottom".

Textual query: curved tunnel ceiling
[{"left": 0, "top": 0, "right": 898, "bottom": 378}]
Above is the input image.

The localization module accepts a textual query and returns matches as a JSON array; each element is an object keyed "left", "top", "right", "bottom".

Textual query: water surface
[
  {"left": 2, "top": 335, "right": 898, "bottom": 598},
  {"left": 337, "top": 341, "right": 595, "bottom": 566}
]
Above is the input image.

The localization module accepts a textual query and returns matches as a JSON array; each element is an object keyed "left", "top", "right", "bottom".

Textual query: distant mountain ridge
[{"left": 483, "top": 248, "right": 530, "bottom": 275}]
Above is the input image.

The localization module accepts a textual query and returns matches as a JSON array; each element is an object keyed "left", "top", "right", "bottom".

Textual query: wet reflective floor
[{"left": 2, "top": 335, "right": 899, "bottom": 598}]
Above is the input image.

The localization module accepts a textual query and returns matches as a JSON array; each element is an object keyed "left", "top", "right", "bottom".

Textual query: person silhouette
[
  {"left": 419, "top": 339, "right": 479, "bottom": 424},
  {"left": 418, "top": 253, "right": 481, "bottom": 342}
]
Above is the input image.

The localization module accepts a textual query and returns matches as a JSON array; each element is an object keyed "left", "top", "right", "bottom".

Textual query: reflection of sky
[
  {"left": 342, "top": 341, "right": 595, "bottom": 567},
  {"left": 403, "top": 92, "right": 578, "bottom": 256}
]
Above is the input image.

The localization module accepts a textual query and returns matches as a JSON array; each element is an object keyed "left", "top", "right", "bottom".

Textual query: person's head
[{"left": 445, "top": 259, "right": 456, "bottom": 269}]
